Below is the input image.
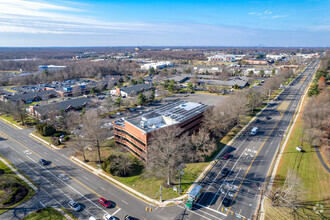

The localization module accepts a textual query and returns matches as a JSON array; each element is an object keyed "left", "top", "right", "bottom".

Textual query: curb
[
  {"left": 258, "top": 60, "right": 319, "bottom": 220},
  {"left": 70, "top": 156, "right": 173, "bottom": 207},
  {"left": 0, "top": 116, "right": 24, "bottom": 130},
  {"left": 29, "top": 133, "right": 60, "bottom": 150},
  {"left": 0, "top": 157, "right": 37, "bottom": 191}
]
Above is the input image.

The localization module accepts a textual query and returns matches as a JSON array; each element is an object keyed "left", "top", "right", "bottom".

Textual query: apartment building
[{"left": 113, "top": 101, "right": 212, "bottom": 162}]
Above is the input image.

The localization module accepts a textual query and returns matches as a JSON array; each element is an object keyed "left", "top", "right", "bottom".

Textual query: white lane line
[
  {"left": 199, "top": 157, "right": 233, "bottom": 202},
  {"left": 25, "top": 155, "right": 108, "bottom": 214},
  {"left": 209, "top": 150, "right": 245, "bottom": 205},
  {"left": 217, "top": 167, "right": 242, "bottom": 211},
  {"left": 40, "top": 202, "right": 46, "bottom": 207},
  {"left": 82, "top": 176, "right": 88, "bottom": 180},
  {"left": 176, "top": 205, "right": 213, "bottom": 220},
  {"left": 121, "top": 200, "right": 128, "bottom": 205},
  {"left": 194, "top": 203, "right": 227, "bottom": 216},
  {"left": 111, "top": 208, "right": 121, "bottom": 216},
  {"left": 100, "top": 187, "right": 106, "bottom": 191},
  {"left": 40, "top": 188, "right": 62, "bottom": 206}
]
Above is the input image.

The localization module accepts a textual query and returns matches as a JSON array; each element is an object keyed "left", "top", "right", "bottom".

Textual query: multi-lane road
[
  {"left": 174, "top": 58, "right": 320, "bottom": 220},
  {"left": 0, "top": 58, "right": 319, "bottom": 220}
]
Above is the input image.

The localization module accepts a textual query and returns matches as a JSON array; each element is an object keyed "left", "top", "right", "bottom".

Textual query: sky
[{"left": 0, "top": 0, "right": 329, "bottom": 47}]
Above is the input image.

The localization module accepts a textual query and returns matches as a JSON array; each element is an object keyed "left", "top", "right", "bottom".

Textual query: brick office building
[{"left": 113, "top": 101, "right": 212, "bottom": 162}]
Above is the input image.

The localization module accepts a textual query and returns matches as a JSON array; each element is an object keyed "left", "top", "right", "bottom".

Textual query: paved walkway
[
  {"left": 314, "top": 146, "right": 330, "bottom": 173},
  {"left": 0, "top": 157, "right": 38, "bottom": 191}
]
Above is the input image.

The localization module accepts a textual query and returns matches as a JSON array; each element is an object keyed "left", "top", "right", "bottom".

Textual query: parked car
[
  {"left": 266, "top": 116, "right": 271, "bottom": 120},
  {"left": 255, "top": 119, "right": 260, "bottom": 123},
  {"left": 222, "top": 198, "right": 231, "bottom": 207},
  {"left": 125, "top": 215, "right": 134, "bottom": 220},
  {"left": 221, "top": 168, "right": 229, "bottom": 177},
  {"left": 39, "top": 158, "right": 50, "bottom": 165},
  {"left": 223, "top": 153, "right": 230, "bottom": 160},
  {"left": 116, "top": 112, "right": 122, "bottom": 115},
  {"left": 68, "top": 200, "right": 81, "bottom": 211},
  {"left": 98, "top": 197, "right": 112, "bottom": 208}
]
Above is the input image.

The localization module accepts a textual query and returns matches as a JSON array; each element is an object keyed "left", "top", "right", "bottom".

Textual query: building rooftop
[
  {"left": 33, "top": 97, "right": 92, "bottom": 116},
  {"left": 115, "top": 100, "right": 211, "bottom": 133},
  {"left": 120, "top": 84, "right": 153, "bottom": 94}
]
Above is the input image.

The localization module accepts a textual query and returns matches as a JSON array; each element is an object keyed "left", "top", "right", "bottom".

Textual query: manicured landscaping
[
  {"left": 22, "top": 207, "right": 66, "bottom": 220},
  {"left": 265, "top": 116, "right": 330, "bottom": 220},
  {"left": 0, "top": 159, "right": 35, "bottom": 214}
]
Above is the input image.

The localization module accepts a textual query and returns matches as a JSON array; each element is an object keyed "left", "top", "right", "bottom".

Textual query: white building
[
  {"left": 38, "top": 65, "right": 66, "bottom": 72},
  {"left": 141, "top": 61, "right": 173, "bottom": 70},
  {"left": 266, "top": 54, "right": 286, "bottom": 60},
  {"left": 208, "top": 55, "right": 236, "bottom": 62}
]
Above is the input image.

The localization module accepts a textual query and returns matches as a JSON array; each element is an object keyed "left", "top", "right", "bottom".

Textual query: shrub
[
  {"left": 54, "top": 133, "right": 61, "bottom": 137},
  {"left": 36, "top": 123, "right": 56, "bottom": 136},
  {"left": 102, "top": 154, "right": 144, "bottom": 177},
  {"left": 64, "top": 136, "right": 70, "bottom": 142}
]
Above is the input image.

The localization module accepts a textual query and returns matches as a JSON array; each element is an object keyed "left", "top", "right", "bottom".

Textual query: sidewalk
[
  {"left": 0, "top": 157, "right": 37, "bottom": 191},
  {"left": 29, "top": 132, "right": 60, "bottom": 150},
  {"left": 0, "top": 116, "right": 24, "bottom": 130}
]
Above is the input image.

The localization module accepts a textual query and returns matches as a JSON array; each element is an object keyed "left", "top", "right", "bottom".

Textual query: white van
[{"left": 251, "top": 127, "right": 258, "bottom": 135}]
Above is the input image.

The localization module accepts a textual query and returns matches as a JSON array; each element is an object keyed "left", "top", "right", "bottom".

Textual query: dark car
[
  {"left": 221, "top": 168, "right": 229, "bottom": 177},
  {"left": 39, "top": 158, "right": 50, "bottom": 165},
  {"left": 98, "top": 197, "right": 112, "bottom": 208},
  {"left": 266, "top": 116, "right": 271, "bottom": 120},
  {"left": 255, "top": 119, "right": 261, "bottom": 123},
  {"left": 223, "top": 153, "right": 230, "bottom": 160},
  {"left": 222, "top": 198, "right": 231, "bottom": 207},
  {"left": 125, "top": 216, "right": 136, "bottom": 220}
]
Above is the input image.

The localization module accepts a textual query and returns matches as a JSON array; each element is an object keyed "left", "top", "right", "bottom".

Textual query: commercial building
[
  {"left": 1, "top": 90, "right": 59, "bottom": 104},
  {"left": 207, "top": 55, "right": 235, "bottom": 62},
  {"left": 29, "top": 97, "right": 92, "bottom": 118},
  {"left": 113, "top": 101, "right": 212, "bottom": 161},
  {"left": 244, "top": 59, "right": 270, "bottom": 65},
  {"left": 38, "top": 65, "right": 66, "bottom": 71},
  {"left": 110, "top": 84, "right": 153, "bottom": 97},
  {"left": 140, "top": 61, "right": 173, "bottom": 70}
]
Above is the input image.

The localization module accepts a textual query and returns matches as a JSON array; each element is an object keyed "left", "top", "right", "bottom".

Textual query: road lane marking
[
  {"left": 176, "top": 205, "right": 213, "bottom": 220},
  {"left": 0, "top": 129, "right": 122, "bottom": 211},
  {"left": 111, "top": 208, "right": 121, "bottom": 216},
  {"left": 226, "top": 64, "right": 313, "bottom": 215},
  {"left": 121, "top": 200, "right": 128, "bottom": 205},
  {"left": 194, "top": 203, "right": 227, "bottom": 216},
  {"left": 40, "top": 202, "right": 46, "bottom": 207}
]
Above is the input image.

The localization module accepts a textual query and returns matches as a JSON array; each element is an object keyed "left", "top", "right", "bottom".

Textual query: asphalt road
[
  {"left": 173, "top": 58, "right": 320, "bottom": 220},
  {"left": 0, "top": 58, "right": 320, "bottom": 220},
  {"left": 0, "top": 121, "right": 178, "bottom": 220}
]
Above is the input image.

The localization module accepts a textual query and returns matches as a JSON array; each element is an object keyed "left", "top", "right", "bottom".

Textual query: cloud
[
  {"left": 0, "top": 0, "right": 150, "bottom": 34},
  {"left": 272, "top": 15, "right": 288, "bottom": 19},
  {"left": 264, "top": 10, "right": 272, "bottom": 15}
]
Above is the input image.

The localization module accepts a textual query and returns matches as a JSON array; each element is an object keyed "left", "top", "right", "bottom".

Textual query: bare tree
[
  {"left": 12, "top": 103, "right": 27, "bottom": 125},
  {"left": 190, "top": 128, "right": 216, "bottom": 162},
  {"left": 72, "top": 86, "right": 83, "bottom": 97},
  {"left": 147, "top": 126, "right": 189, "bottom": 186},
  {"left": 68, "top": 134, "right": 88, "bottom": 162},
  {"left": 246, "top": 88, "right": 263, "bottom": 114},
  {"left": 103, "top": 96, "right": 114, "bottom": 113},
  {"left": 267, "top": 169, "right": 305, "bottom": 214},
  {"left": 82, "top": 110, "right": 108, "bottom": 164}
]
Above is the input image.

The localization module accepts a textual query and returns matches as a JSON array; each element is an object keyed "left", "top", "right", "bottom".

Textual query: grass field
[
  {"left": 0, "top": 159, "right": 35, "bottom": 214},
  {"left": 22, "top": 207, "right": 66, "bottom": 220},
  {"left": 265, "top": 116, "right": 330, "bottom": 220}
]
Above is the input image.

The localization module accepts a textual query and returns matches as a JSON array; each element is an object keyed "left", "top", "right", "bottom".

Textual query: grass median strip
[{"left": 22, "top": 207, "right": 66, "bottom": 220}]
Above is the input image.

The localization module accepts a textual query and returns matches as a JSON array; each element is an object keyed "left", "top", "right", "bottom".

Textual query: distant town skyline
[{"left": 0, "top": 0, "right": 329, "bottom": 47}]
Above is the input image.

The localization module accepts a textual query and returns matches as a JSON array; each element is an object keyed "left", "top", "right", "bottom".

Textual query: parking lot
[{"left": 161, "top": 92, "right": 228, "bottom": 106}]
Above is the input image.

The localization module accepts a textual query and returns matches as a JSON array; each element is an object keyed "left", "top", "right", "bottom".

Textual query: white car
[{"left": 68, "top": 200, "right": 81, "bottom": 212}]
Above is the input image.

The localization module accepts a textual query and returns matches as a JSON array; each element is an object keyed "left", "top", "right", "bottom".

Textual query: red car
[
  {"left": 223, "top": 153, "right": 230, "bottom": 160},
  {"left": 98, "top": 197, "right": 112, "bottom": 208}
]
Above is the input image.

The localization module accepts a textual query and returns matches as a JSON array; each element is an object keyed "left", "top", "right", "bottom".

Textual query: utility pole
[{"left": 160, "top": 185, "right": 162, "bottom": 202}]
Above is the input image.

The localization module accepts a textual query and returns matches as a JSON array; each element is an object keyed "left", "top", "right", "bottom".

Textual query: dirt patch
[
  {"left": 0, "top": 183, "right": 29, "bottom": 207},
  {"left": 0, "top": 169, "right": 4, "bottom": 175}
]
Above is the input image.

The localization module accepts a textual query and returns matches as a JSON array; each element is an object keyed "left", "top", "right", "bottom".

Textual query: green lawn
[
  {"left": 0, "top": 114, "right": 24, "bottom": 128},
  {"left": 0, "top": 159, "right": 35, "bottom": 214},
  {"left": 22, "top": 207, "right": 66, "bottom": 220},
  {"left": 265, "top": 118, "right": 330, "bottom": 220}
]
